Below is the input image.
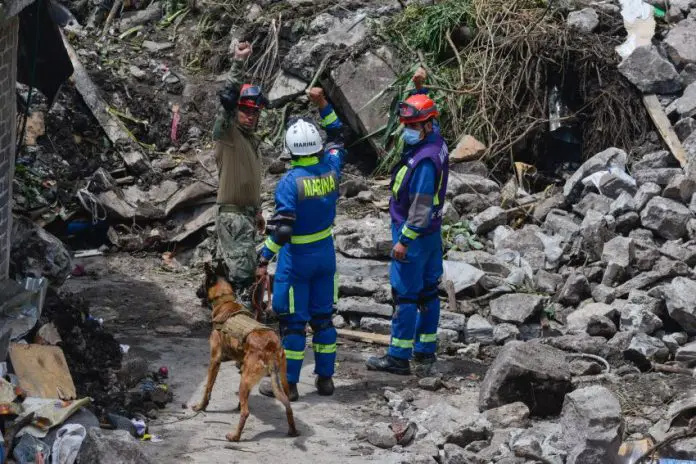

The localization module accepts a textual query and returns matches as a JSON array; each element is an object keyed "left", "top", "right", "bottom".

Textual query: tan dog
[{"left": 192, "top": 262, "right": 298, "bottom": 441}]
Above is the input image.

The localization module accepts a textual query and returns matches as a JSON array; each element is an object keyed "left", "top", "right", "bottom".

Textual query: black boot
[
  {"left": 315, "top": 376, "right": 334, "bottom": 396},
  {"left": 366, "top": 354, "right": 411, "bottom": 375},
  {"left": 259, "top": 379, "right": 299, "bottom": 402},
  {"left": 413, "top": 352, "right": 437, "bottom": 365}
]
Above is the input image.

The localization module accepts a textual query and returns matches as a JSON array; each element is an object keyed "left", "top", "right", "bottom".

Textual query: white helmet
[{"left": 285, "top": 118, "right": 323, "bottom": 156}]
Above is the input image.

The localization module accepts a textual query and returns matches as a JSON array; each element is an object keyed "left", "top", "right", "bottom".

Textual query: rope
[
  {"left": 77, "top": 183, "right": 107, "bottom": 224},
  {"left": 250, "top": 273, "right": 271, "bottom": 322}
]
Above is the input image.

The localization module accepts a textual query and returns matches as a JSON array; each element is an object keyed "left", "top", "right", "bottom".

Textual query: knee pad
[
  {"left": 279, "top": 321, "right": 307, "bottom": 338},
  {"left": 309, "top": 313, "right": 334, "bottom": 334}
]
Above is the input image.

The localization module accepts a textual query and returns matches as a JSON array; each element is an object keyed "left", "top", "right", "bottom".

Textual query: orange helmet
[
  {"left": 238, "top": 84, "right": 268, "bottom": 109},
  {"left": 398, "top": 94, "right": 439, "bottom": 124}
]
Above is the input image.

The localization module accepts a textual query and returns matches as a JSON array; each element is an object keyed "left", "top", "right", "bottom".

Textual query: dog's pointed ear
[
  {"left": 214, "top": 259, "right": 227, "bottom": 278},
  {"left": 204, "top": 262, "right": 216, "bottom": 281}
]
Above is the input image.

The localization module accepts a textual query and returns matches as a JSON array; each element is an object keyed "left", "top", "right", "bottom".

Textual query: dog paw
[
  {"left": 226, "top": 433, "right": 241, "bottom": 442},
  {"left": 192, "top": 403, "right": 207, "bottom": 412}
]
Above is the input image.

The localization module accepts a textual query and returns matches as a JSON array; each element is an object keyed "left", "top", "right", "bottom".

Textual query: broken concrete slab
[
  {"left": 567, "top": 303, "right": 618, "bottom": 333},
  {"left": 618, "top": 45, "right": 682, "bottom": 94},
  {"left": 359, "top": 317, "right": 391, "bottom": 335},
  {"left": 443, "top": 261, "right": 486, "bottom": 295},
  {"left": 470, "top": 206, "right": 508, "bottom": 235},
  {"left": 493, "top": 323, "right": 520, "bottom": 345},
  {"left": 633, "top": 168, "right": 683, "bottom": 187},
  {"left": 466, "top": 314, "right": 494, "bottom": 346},
  {"left": 334, "top": 217, "right": 392, "bottom": 259},
  {"left": 165, "top": 182, "right": 217, "bottom": 216},
  {"left": 169, "top": 204, "right": 216, "bottom": 243},
  {"left": 560, "top": 386, "right": 623, "bottom": 464},
  {"left": 267, "top": 71, "right": 308, "bottom": 104},
  {"left": 640, "top": 196, "right": 693, "bottom": 240},
  {"left": 337, "top": 297, "right": 393, "bottom": 318},
  {"left": 489, "top": 294, "right": 546, "bottom": 325},
  {"left": 324, "top": 52, "right": 395, "bottom": 154},
  {"left": 633, "top": 150, "right": 679, "bottom": 171},
  {"left": 447, "top": 173, "right": 500, "bottom": 198},
  {"left": 478, "top": 341, "right": 572, "bottom": 416},
  {"left": 664, "top": 17, "right": 696, "bottom": 66},
  {"left": 563, "top": 147, "right": 628, "bottom": 202}
]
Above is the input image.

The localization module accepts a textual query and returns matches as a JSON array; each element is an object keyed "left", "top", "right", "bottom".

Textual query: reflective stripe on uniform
[
  {"left": 264, "top": 237, "right": 281, "bottom": 254},
  {"left": 419, "top": 333, "right": 438, "bottom": 343},
  {"left": 402, "top": 227, "right": 419, "bottom": 240},
  {"left": 285, "top": 349, "right": 305, "bottom": 360},
  {"left": 313, "top": 343, "right": 337, "bottom": 354},
  {"left": 392, "top": 166, "right": 408, "bottom": 197},
  {"left": 291, "top": 226, "right": 333, "bottom": 245},
  {"left": 289, "top": 286, "right": 295, "bottom": 314},
  {"left": 333, "top": 273, "right": 339, "bottom": 303},
  {"left": 290, "top": 156, "right": 320, "bottom": 167},
  {"left": 391, "top": 337, "right": 414, "bottom": 349},
  {"left": 321, "top": 111, "right": 338, "bottom": 127},
  {"left": 433, "top": 174, "right": 444, "bottom": 207}
]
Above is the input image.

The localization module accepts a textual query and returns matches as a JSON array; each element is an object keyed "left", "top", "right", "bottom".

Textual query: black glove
[{"left": 218, "top": 83, "right": 240, "bottom": 113}]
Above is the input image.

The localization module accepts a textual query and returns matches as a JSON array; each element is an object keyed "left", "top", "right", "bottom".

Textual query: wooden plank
[
  {"left": 643, "top": 95, "right": 688, "bottom": 167},
  {"left": 336, "top": 328, "right": 390, "bottom": 346},
  {"left": 9, "top": 344, "right": 76, "bottom": 399}
]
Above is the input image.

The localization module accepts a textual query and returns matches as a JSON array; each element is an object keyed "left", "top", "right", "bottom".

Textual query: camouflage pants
[{"left": 215, "top": 206, "right": 258, "bottom": 293}]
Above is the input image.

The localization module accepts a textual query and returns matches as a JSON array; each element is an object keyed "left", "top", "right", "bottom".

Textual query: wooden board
[
  {"left": 9, "top": 344, "right": 76, "bottom": 399},
  {"left": 336, "top": 328, "right": 390, "bottom": 346},
  {"left": 643, "top": 95, "right": 688, "bottom": 167}
]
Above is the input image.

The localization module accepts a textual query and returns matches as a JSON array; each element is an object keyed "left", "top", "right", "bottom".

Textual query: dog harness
[{"left": 211, "top": 295, "right": 273, "bottom": 343}]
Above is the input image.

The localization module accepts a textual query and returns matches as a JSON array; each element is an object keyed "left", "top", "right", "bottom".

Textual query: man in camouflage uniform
[{"left": 212, "top": 41, "right": 267, "bottom": 296}]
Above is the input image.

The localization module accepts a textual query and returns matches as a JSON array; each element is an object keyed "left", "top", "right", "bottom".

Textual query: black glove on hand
[{"left": 219, "top": 84, "right": 240, "bottom": 113}]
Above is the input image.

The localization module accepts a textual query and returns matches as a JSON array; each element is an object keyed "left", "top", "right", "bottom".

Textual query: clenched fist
[
  {"left": 234, "top": 41, "right": 252, "bottom": 61},
  {"left": 308, "top": 87, "right": 328, "bottom": 108},
  {"left": 413, "top": 67, "right": 427, "bottom": 89}
]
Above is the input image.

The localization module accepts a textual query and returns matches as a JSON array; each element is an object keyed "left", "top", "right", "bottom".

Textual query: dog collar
[{"left": 209, "top": 294, "right": 238, "bottom": 306}]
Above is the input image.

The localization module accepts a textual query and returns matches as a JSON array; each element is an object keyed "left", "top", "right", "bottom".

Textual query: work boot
[
  {"left": 412, "top": 352, "right": 437, "bottom": 377},
  {"left": 315, "top": 376, "right": 334, "bottom": 396},
  {"left": 413, "top": 352, "right": 437, "bottom": 365},
  {"left": 259, "top": 379, "right": 299, "bottom": 402},
  {"left": 365, "top": 354, "right": 411, "bottom": 375}
]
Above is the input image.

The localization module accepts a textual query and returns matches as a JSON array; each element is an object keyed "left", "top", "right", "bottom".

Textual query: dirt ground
[{"left": 61, "top": 253, "right": 486, "bottom": 462}]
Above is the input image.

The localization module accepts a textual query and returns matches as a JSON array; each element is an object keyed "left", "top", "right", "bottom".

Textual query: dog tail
[{"left": 269, "top": 349, "right": 291, "bottom": 403}]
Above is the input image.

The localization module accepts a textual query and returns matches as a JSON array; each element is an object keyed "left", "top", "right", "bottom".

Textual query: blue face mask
[{"left": 401, "top": 127, "right": 422, "bottom": 146}]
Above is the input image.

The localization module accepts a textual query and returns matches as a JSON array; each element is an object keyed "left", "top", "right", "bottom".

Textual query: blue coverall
[
  {"left": 260, "top": 105, "right": 345, "bottom": 384},
  {"left": 389, "top": 131, "right": 445, "bottom": 360}
]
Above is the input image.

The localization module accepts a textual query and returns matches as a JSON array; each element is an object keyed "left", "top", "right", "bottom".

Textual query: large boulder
[
  {"left": 478, "top": 341, "right": 572, "bottom": 416},
  {"left": 77, "top": 428, "right": 153, "bottom": 464},
  {"left": 563, "top": 147, "right": 628, "bottom": 202},
  {"left": 640, "top": 197, "right": 693, "bottom": 240},
  {"left": 10, "top": 216, "right": 72, "bottom": 286},
  {"left": 560, "top": 386, "right": 624, "bottom": 464},
  {"left": 664, "top": 277, "right": 696, "bottom": 334},
  {"left": 618, "top": 45, "right": 682, "bottom": 94}
]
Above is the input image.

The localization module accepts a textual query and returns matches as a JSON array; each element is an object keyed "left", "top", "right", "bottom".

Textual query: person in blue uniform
[
  {"left": 366, "top": 72, "right": 450, "bottom": 375},
  {"left": 257, "top": 87, "right": 345, "bottom": 400}
]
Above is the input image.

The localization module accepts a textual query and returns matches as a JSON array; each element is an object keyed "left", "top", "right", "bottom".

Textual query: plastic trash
[
  {"left": 131, "top": 419, "right": 147, "bottom": 437},
  {"left": 13, "top": 434, "right": 50, "bottom": 464},
  {"left": 0, "top": 277, "right": 48, "bottom": 341},
  {"left": 51, "top": 424, "right": 86, "bottom": 464},
  {"left": 618, "top": 439, "right": 696, "bottom": 463}
]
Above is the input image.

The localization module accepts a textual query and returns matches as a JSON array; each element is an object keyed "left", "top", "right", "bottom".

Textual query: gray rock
[
  {"left": 442, "top": 201, "right": 461, "bottom": 224},
  {"left": 615, "top": 211, "right": 641, "bottom": 235},
  {"left": 587, "top": 315, "right": 618, "bottom": 338},
  {"left": 493, "top": 323, "right": 520, "bottom": 345},
  {"left": 640, "top": 196, "right": 693, "bottom": 240},
  {"left": 563, "top": 147, "right": 628, "bottom": 202},
  {"left": 77, "top": 428, "right": 153, "bottom": 464},
  {"left": 609, "top": 191, "right": 636, "bottom": 216},
  {"left": 470, "top": 207, "right": 507, "bottom": 235},
  {"left": 339, "top": 276, "right": 381, "bottom": 297},
  {"left": 442, "top": 444, "right": 478, "bottom": 464},
  {"left": 466, "top": 314, "right": 494, "bottom": 345},
  {"left": 664, "top": 18, "right": 696, "bottom": 66},
  {"left": 543, "top": 209, "right": 581, "bottom": 240},
  {"left": 620, "top": 303, "right": 663, "bottom": 334},
  {"left": 567, "top": 303, "right": 618, "bottom": 333},
  {"left": 560, "top": 386, "right": 623, "bottom": 464},
  {"left": 484, "top": 402, "right": 530, "bottom": 429},
  {"left": 418, "top": 377, "right": 444, "bottom": 391},
  {"left": 478, "top": 341, "right": 572, "bottom": 416},
  {"left": 452, "top": 193, "right": 493, "bottom": 216},
  {"left": 533, "top": 193, "right": 565, "bottom": 222},
  {"left": 334, "top": 218, "right": 391, "bottom": 259},
  {"left": 448, "top": 415, "right": 493, "bottom": 448},
  {"left": 490, "top": 294, "right": 546, "bottom": 324},
  {"left": 10, "top": 216, "right": 73, "bottom": 286},
  {"left": 625, "top": 333, "right": 669, "bottom": 369},
  {"left": 567, "top": 7, "right": 599, "bottom": 32},
  {"left": 660, "top": 240, "right": 696, "bottom": 265},
  {"left": 633, "top": 151, "right": 678, "bottom": 171},
  {"left": 580, "top": 211, "right": 616, "bottom": 261},
  {"left": 676, "top": 82, "right": 696, "bottom": 119},
  {"left": 440, "top": 311, "right": 468, "bottom": 334},
  {"left": 676, "top": 118, "right": 696, "bottom": 142},
  {"left": 510, "top": 431, "right": 543, "bottom": 459},
  {"left": 687, "top": 131, "right": 696, "bottom": 177},
  {"left": 367, "top": 422, "right": 397, "bottom": 449},
  {"left": 634, "top": 168, "right": 683, "bottom": 186},
  {"left": 572, "top": 192, "right": 611, "bottom": 217},
  {"left": 122, "top": 150, "right": 151, "bottom": 174},
  {"left": 618, "top": 45, "right": 682, "bottom": 94},
  {"left": 664, "top": 277, "right": 696, "bottom": 334},
  {"left": 598, "top": 171, "right": 638, "bottom": 198},
  {"left": 119, "top": 1, "right": 162, "bottom": 30},
  {"left": 447, "top": 173, "right": 500, "bottom": 197},
  {"left": 663, "top": 332, "right": 688, "bottom": 354},
  {"left": 360, "top": 317, "right": 391, "bottom": 335},
  {"left": 340, "top": 179, "right": 369, "bottom": 198},
  {"left": 682, "top": 63, "right": 696, "bottom": 87},
  {"left": 569, "top": 359, "right": 604, "bottom": 376},
  {"left": 676, "top": 341, "right": 696, "bottom": 367},
  {"left": 443, "top": 261, "right": 486, "bottom": 295},
  {"left": 413, "top": 403, "right": 490, "bottom": 448},
  {"left": 602, "top": 236, "right": 634, "bottom": 268},
  {"left": 142, "top": 40, "right": 174, "bottom": 52},
  {"left": 592, "top": 284, "right": 616, "bottom": 304},
  {"left": 267, "top": 72, "right": 307, "bottom": 105},
  {"left": 535, "top": 270, "right": 564, "bottom": 294},
  {"left": 337, "top": 297, "right": 393, "bottom": 318},
  {"left": 559, "top": 272, "right": 591, "bottom": 306},
  {"left": 629, "top": 289, "right": 665, "bottom": 317},
  {"left": 663, "top": 173, "right": 696, "bottom": 203},
  {"left": 633, "top": 182, "right": 662, "bottom": 210}
]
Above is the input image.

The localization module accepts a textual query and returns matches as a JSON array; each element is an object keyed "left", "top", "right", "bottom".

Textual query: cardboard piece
[{"left": 9, "top": 344, "right": 76, "bottom": 400}]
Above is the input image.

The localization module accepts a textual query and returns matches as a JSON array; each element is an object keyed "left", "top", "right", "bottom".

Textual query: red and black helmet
[
  {"left": 238, "top": 84, "right": 268, "bottom": 109},
  {"left": 398, "top": 94, "right": 439, "bottom": 124}
]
